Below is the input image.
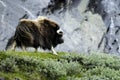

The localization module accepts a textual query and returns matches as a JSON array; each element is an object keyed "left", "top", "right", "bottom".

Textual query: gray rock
[{"left": 0, "top": 0, "right": 115, "bottom": 54}]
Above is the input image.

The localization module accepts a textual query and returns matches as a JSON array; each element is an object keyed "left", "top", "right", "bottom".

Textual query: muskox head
[
  {"left": 37, "top": 17, "right": 64, "bottom": 55},
  {"left": 42, "top": 18, "right": 64, "bottom": 46}
]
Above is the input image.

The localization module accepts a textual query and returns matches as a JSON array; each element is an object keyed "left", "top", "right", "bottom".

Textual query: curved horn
[{"left": 57, "top": 30, "right": 63, "bottom": 35}]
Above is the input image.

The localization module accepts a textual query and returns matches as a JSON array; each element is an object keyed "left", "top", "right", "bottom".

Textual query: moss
[{"left": 4, "top": 51, "right": 66, "bottom": 59}]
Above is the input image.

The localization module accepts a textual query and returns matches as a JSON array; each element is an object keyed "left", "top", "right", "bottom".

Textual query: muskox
[{"left": 5, "top": 16, "right": 64, "bottom": 55}]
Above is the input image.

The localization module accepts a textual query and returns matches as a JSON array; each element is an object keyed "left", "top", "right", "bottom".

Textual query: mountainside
[{"left": 0, "top": 0, "right": 120, "bottom": 54}]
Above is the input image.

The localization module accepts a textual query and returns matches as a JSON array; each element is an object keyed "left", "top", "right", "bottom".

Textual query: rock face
[
  {"left": 88, "top": 0, "right": 120, "bottom": 55},
  {"left": 79, "top": 12, "right": 105, "bottom": 53},
  {"left": 0, "top": 0, "right": 119, "bottom": 54}
]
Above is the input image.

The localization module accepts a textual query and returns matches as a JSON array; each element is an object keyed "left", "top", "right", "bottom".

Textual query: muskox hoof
[
  {"left": 51, "top": 46, "right": 58, "bottom": 55},
  {"left": 52, "top": 51, "right": 58, "bottom": 55}
]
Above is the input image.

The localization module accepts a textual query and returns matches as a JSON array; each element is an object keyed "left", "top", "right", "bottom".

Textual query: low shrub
[
  {"left": 0, "top": 57, "right": 18, "bottom": 72},
  {"left": 0, "top": 51, "right": 120, "bottom": 80}
]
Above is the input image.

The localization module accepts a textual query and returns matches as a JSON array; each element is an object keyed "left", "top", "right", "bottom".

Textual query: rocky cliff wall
[{"left": 0, "top": 0, "right": 119, "bottom": 54}]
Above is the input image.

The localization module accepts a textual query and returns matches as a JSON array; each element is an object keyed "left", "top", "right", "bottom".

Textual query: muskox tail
[{"left": 5, "top": 36, "right": 15, "bottom": 50}]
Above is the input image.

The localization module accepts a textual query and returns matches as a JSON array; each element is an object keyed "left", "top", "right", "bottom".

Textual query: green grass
[
  {"left": 5, "top": 51, "right": 65, "bottom": 59},
  {"left": 0, "top": 51, "right": 120, "bottom": 80}
]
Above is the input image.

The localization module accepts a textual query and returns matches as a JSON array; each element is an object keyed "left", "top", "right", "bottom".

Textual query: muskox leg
[
  {"left": 21, "top": 45, "right": 26, "bottom": 52},
  {"left": 51, "top": 46, "right": 57, "bottom": 55},
  {"left": 34, "top": 47, "right": 38, "bottom": 53},
  {"left": 5, "top": 36, "right": 16, "bottom": 51},
  {"left": 11, "top": 41, "right": 17, "bottom": 51}
]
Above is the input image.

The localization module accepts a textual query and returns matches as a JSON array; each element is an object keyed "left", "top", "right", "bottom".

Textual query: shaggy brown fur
[{"left": 5, "top": 16, "right": 64, "bottom": 55}]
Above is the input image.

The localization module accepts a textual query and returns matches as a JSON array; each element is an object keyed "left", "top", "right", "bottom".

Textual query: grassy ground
[{"left": 0, "top": 51, "right": 120, "bottom": 80}]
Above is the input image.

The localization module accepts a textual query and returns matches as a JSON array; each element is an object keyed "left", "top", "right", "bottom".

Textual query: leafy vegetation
[{"left": 0, "top": 51, "right": 120, "bottom": 80}]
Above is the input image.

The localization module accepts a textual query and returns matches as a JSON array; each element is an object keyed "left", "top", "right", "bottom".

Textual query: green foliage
[
  {"left": 0, "top": 51, "right": 120, "bottom": 80},
  {"left": 86, "top": 66, "right": 120, "bottom": 80},
  {"left": 39, "top": 59, "right": 81, "bottom": 80},
  {"left": 59, "top": 53, "right": 120, "bottom": 80},
  {"left": 0, "top": 57, "right": 18, "bottom": 72},
  {"left": 40, "top": 59, "right": 66, "bottom": 79}
]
